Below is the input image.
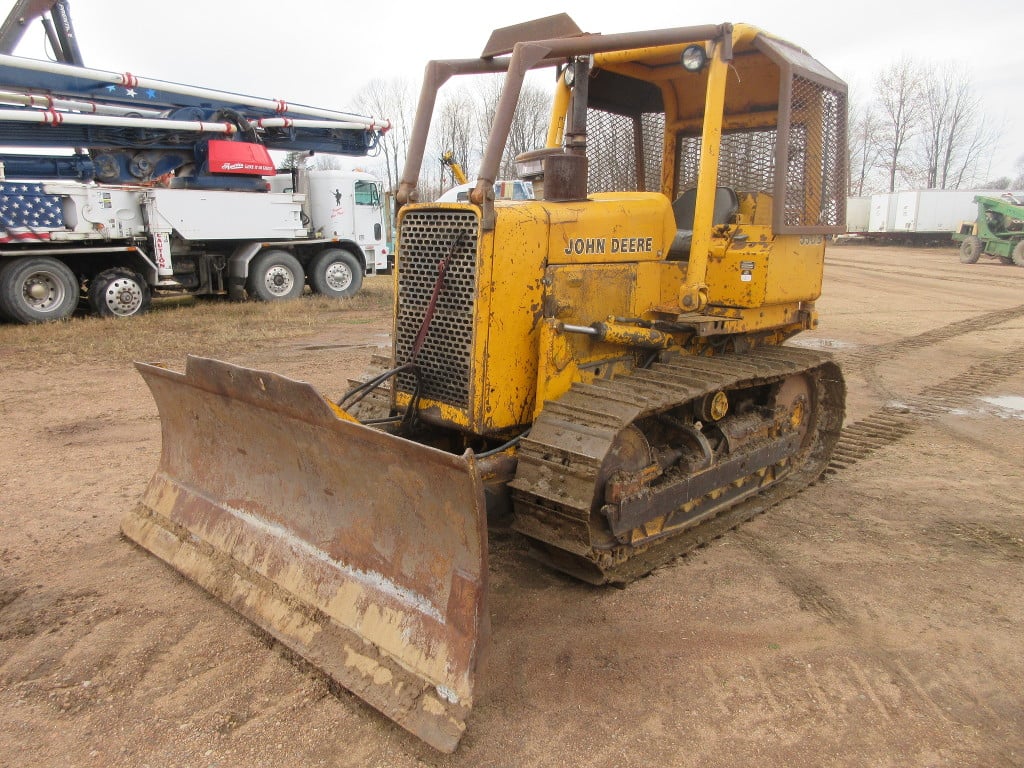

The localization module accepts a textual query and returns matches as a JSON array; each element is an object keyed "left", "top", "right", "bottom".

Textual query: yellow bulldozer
[{"left": 122, "top": 15, "right": 847, "bottom": 752}]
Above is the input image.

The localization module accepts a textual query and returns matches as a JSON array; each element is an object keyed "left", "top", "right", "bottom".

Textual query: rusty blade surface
[{"left": 122, "top": 356, "right": 488, "bottom": 753}]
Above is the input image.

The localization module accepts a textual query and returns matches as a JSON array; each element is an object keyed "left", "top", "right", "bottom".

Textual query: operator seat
[{"left": 668, "top": 186, "right": 739, "bottom": 259}]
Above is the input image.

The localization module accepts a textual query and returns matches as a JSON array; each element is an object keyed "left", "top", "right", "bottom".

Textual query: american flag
[{"left": 0, "top": 182, "right": 65, "bottom": 242}]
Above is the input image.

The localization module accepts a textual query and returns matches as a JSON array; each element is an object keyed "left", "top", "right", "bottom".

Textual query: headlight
[{"left": 680, "top": 44, "right": 708, "bottom": 72}]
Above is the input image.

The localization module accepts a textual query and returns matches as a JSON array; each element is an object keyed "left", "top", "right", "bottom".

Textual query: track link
[{"left": 509, "top": 346, "right": 845, "bottom": 584}]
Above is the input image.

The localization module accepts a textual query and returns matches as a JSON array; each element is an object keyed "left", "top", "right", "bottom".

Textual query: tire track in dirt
[
  {"left": 732, "top": 528, "right": 965, "bottom": 738},
  {"left": 691, "top": 654, "right": 905, "bottom": 744},
  {"left": 835, "top": 303, "right": 1024, "bottom": 370},
  {"left": 825, "top": 256, "right": 1024, "bottom": 289},
  {"left": 0, "top": 589, "right": 336, "bottom": 751},
  {"left": 929, "top": 520, "right": 1024, "bottom": 562},
  {"left": 724, "top": 336, "right": 1024, "bottom": 756},
  {"left": 827, "top": 344, "right": 1024, "bottom": 475}
]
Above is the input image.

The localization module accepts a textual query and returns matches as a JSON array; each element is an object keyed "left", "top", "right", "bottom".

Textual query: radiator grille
[{"left": 395, "top": 209, "right": 479, "bottom": 409}]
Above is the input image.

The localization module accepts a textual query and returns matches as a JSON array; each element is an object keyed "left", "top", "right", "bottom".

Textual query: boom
[{"left": 0, "top": 1, "right": 388, "bottom": 186}]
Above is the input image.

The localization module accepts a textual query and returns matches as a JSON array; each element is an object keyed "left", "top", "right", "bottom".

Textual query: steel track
[{"left": 509, "top": 347, "right": 845, "bottom": 584}]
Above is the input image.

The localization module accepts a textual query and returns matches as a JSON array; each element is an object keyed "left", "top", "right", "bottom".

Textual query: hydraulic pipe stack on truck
[{"left": 123, "top": 15, "right": 849, "bottom": 752}]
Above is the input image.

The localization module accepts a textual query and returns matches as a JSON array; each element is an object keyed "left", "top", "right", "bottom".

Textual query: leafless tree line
[
  {"left": 347, "top": 74, "right": 552, "bottom": 200},
  {"left": 295, "top": 59, "right": 1019, "bottom": 202},
  {"left": 848, "top": 58, "right": 1019, "bottom": 196}
]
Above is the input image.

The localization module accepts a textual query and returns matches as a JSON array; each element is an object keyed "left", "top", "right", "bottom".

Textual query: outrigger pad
[{"left": 122, "top": 356, "right": 489, "bottom": 752}]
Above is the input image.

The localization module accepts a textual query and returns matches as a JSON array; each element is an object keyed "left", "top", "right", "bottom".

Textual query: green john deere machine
[{"left": 954, "top": 194, "right": 1024, "bottom": 266}]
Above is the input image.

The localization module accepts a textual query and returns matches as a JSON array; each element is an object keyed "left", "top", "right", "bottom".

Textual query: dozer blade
[{"left": 122, "top": 356, "right": 488, "bottom": 753}]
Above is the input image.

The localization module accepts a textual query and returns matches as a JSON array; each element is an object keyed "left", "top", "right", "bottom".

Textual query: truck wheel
[
  {"left": 89, "top": 268, "right": 152, "bottom": 318},
  {"left": 1012, "top": 241, "right": 1024, "bottom": 267},
  {"left": 247, "top": 249, "right": 305, "bottom": 301},
  {"left": 0, "top": 256, "right": 79, "bottom": 323},
  {"left": 958, "top": 236, "right": 982, "bottom": 264},
  {"left": 309, "top": 248, "right": 362, "bottom": 298}
]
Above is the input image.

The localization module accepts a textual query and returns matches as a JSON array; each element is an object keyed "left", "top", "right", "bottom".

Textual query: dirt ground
[{"left": 1, "top": 245, "right": 1022, "bottom": 768}]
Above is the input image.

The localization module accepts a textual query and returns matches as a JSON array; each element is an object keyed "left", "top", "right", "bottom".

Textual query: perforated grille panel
[
  {"left": 395, "top": 210, "right": 479, "bottom": 409},
  {"left": 586, "top": 110, "right": 664, "bottom": 193},
  {"left": 782, "top": 75, "right": 846, "bottom": 230}
]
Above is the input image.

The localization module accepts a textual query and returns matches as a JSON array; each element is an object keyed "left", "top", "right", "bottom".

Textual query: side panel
[
  {"left": 705, "top": 229, "right": 823, "bottom": 308},
  {"left": 32, "top": 182, "right": 147, "bottom": 240},
  {"left": 845, "top": 196, "right": 871, "bottom": 233},
  {"left": 476, "top": 202, "right": 550, "bottom": 431},
  {"left": 912, "top": 189, "right": 994, "bottom": 234},
  {"left": 868, "top": 193, "right": 897, "bottom": 233},
  {"left": 145, "top": 189, "right": 307, "bottom": 240},
  {"left": 762, "top": 235, "right": 825, "bottom": 304},
  {"left": 546, "top": 192, "right": 676, "bottom": 265}
]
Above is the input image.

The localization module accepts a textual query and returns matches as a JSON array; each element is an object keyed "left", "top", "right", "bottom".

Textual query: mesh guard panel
[
  {"left": 677, "top": 130, "right": 778, "bottom": 195},
  {"left": 586, "top": 110, "right": 665, "bottom": 193},
  {"left": 783, "top": 76, "right": 845, "bottom": 230}
]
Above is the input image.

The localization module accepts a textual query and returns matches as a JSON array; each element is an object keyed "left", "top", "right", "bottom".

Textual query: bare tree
[
  {"left": 918, "top": 63, "right": 996, "bottom": 189},
  {"left": 471, "top": 74, "right": 552, "bottom": 178},
  {"left": 847, "top": 89, "right": 885, "bottom": 196},
  {"left": 278, "top": 150, "right": 311, "bottom": 171},
  {"left": 430, "top": 87, "right": 477, "bottom": 194},
  {"left": 350, "top": 77, "right": 416, "bottom": 192},
  {"left": 875, "top": 58, "right": 926, "bottom": 192},
  {"left": 313, "top": 154, "right": 347, "bottom": 171},
  {"left": 502, "top": 81, "right": 552, "bottom": 177},
  {"left": 472, "top": 74, "right": 504, "bottom": 168}
]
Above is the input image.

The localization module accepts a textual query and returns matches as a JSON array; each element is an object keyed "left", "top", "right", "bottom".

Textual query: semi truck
[{"left": 0, "top": 167, "right": 389, "bottom": 323}]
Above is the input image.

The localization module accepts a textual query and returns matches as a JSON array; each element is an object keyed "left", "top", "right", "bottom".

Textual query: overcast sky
[{"left": 10, "top": 1, "right": 1024, "bottom": 180}]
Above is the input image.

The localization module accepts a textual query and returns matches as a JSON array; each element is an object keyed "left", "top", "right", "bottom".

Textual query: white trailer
[
  {"left": 849, "top": 189, "right": 1003, "bottom": 242},
  {"left": 0, "top": 168, "right": 389, "bottom": 323},
  {"left": 868, "top": 193, "right": 898, "bottom": 233},
  {"left": 845, "top": 196, "right": 871, "bottom": 233},
  {"left": 892, "top": 189, "right": 998, "bottom": 234}
]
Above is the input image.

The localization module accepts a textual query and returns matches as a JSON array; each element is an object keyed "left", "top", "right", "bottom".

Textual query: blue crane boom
[{"left": 0, "top": 2, "right": 387, "bottom": 186}]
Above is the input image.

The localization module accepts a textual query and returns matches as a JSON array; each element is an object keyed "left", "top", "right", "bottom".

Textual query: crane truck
[
  {"left": 123, "top": 15, "right": 848, "bottom": 752},
  {"left": 0, "top": 1, "right": 390, "bottom": 323}
]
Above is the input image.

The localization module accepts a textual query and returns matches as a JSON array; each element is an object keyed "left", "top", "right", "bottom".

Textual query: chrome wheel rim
[
  {"left": 324, "top": 261, "right": 353, "bottom": 292},
  {"left": 103, "top": 277, "right": 144, "bottom": 316},
  {"left": 263, "top": 265, "right": 296, "bottom": 297},
  {"left": 22, "top": 271, "right": 67, "bottom": 313}
]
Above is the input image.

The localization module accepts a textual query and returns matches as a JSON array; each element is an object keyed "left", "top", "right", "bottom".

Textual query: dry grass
[{"left": 0, "top": 276, "right": 393, "bottom": 370}]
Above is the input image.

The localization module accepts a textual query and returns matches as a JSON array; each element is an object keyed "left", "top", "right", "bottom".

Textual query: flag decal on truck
[{"left": 0, "top": 183, "right": 64, "bottom": 242}]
